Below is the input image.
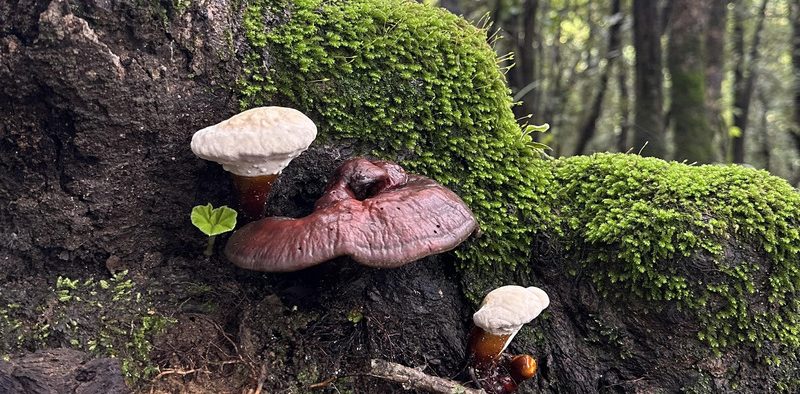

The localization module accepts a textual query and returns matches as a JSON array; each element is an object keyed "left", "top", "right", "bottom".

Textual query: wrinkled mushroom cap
[
  {"left": 224, "top": 158, "right": 478, "bottom": 271},
  {"left": 190, "top": 106, "right": 317, "bottom": 177},
  {"left": 472, "top": 285, "right": 550, "bottom": 336}
]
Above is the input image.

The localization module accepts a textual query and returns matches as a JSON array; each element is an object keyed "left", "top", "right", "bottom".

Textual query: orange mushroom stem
[
  {"left": 231, "top": 173, "right": 278, "bottom": 221},
  {"left": 467, "top": 326, "right": 512, "bottom": 368}
]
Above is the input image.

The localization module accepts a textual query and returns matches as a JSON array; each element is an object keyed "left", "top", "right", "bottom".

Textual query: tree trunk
[
  {"left": 732, "top": 0, "right": 769, "bottom": 164},
  {"left": 574, "top": 0, "right": 622, "bottom": 155},
  {"left": 757, "top": 91, "right": 771, "bottom": 171},
  {"left": 706, "top": 0, "right": 728, "bottom": 159},
  {"left": 617, "top": 60, "right": 631, "bottom": 152},
  {"left": 791, "top": 0, "right": 800, "bottom": 156},
  {"left": 668, "top": 0, "right": 713, "bottom": 163},
  {"left": 513, "top": 0, "right": 539, "bottom": 122},
  {"left": 542, "top": 5, "right": 568, "bottom": 153},
  {"left": 2, "top": 1, "right": 800, "bottom": 393},
  {"left": 632, "top": 0, "right": 666, "bottom": 157}
]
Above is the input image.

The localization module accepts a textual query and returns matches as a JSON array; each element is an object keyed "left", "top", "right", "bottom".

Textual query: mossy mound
[
  {"left": 552, "top": 153, "right": 800, "bottom": 357},
  {"left": 241, "top": 0, "right": 554, "bottom": 272},
  {"left": 239, "top": 0, "right": 800, "bottom": 364}
]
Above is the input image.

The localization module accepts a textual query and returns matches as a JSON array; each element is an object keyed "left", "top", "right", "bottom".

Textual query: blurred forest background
[{"left": 434, "top": 0, "right": 800, "bottom": 186}]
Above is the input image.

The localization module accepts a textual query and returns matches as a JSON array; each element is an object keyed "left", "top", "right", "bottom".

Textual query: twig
[
  {"left": 369, "top": 359, "right": 485, "bottom": 394},
  {"left": 308, "top": 376, "right": 337, "bottom": 389},
  {"left": 153, "top": 368, "right": 209, "bottom": 380},
  {"left": 253, "top": 363, "right": 268, "bottom": 394}
]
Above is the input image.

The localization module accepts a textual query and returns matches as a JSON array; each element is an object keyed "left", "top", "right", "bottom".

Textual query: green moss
[
  {"left": 236, "top": 0, "right": 800, "bottom": 361},
  {"left": 553, "top": 153, "right": 800, "bottom": 354},
  {"left": 239, "top": 0, "right": 554, "bottom": 273},
  {"left": 0, "top": 272, "right": 174, "bottom": 385},
  {"left": 172, "top": 0, "right": 191, "bottom": 14}
]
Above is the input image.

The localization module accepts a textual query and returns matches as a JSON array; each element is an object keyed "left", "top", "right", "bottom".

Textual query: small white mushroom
[
  {"left": 191, "top": 107, "right": 317, "bottom": 220},
  {"left": 468, "top": 285, "right": 550, "bottom": 366}
]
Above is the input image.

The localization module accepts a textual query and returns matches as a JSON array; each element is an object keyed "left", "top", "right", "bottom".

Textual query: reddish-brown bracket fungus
[
  {"left": 468, "top": 285, "right": 549, "bottom": 393},
  {"left": 191, "top": 107, "right": 317, "bottom": 220},
  {"left": 224, "top": 157, "right": 478, "bottom": 271}
]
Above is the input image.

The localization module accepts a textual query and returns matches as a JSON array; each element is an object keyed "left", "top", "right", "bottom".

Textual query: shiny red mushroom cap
[{"left": 224, "top": 157, "right": 478, "bottom": 272}]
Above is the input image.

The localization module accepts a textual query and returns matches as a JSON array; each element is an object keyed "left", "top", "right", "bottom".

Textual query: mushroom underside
[{"left": 224, "top": 158, "right": 478, "bottom": 272}]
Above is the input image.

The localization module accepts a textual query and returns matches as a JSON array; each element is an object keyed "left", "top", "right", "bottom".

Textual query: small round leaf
[{"left": 191, "top": 204, "right": 238, "bottom": 236}]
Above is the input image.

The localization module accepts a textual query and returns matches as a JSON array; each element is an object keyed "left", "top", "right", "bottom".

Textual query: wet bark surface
[
  {"left": 0, "top": 348, "right": 129, "bottom": 393},
  {"left": 0, "top": 1, "right": 789, "bottom": 393}
]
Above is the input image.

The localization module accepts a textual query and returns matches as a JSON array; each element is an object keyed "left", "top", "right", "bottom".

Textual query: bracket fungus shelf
[{"left": 224, "top": 157, "right": 478, "bottom": 272}]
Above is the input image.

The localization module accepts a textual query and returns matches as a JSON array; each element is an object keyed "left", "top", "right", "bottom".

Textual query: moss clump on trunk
[
  {"left": 239, "top": 0, "right": 555, "bottom": 273},
  {"left": 552, "top": 153, "right": 800, "bottom": 356},
  {"left": 236, "top": 0, "right": 800, "bottom": 368}
]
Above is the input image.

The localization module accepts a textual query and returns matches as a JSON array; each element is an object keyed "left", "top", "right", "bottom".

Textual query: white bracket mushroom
[
  {"left": 467, "top": 285, "right": 550, "bottom": 393},
  {"left": 191, "top": 106, "right": 317, "bottom": 220}
]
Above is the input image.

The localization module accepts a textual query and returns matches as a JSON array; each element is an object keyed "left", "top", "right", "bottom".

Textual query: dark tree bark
[
  {"left": 574, "top": 0, "right": 623, "bottom": 155},
  {"left": 668, "top": 0, "right": 713, "bottom": 163},
  {"left": 706, "top": 0, "right": 729, "bottom": 158},
  {"left": 632, "top": 0, "right": 666, "bottom": 157},
  {"left": 0, "top": 349, "right": 129, "bottom": 393},
  {"left": 732, "top": 0, "right": 769, "bottom": 164}
]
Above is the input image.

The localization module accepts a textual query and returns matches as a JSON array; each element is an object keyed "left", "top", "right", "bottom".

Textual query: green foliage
[
  {"left": 346, "top": 306, "right": 364, "bottom": 324},
  {"left": 553, "top": 153, "right": 800, "bottom": 354},
  {"left": 239, "top": 0, "right": 554, "bottom": 270},
  {"left": 0, "top": 272, "right": 174, "bottom": 384},
  {"left": 191, "top": 204, "right": 238, "bottom": 236}
]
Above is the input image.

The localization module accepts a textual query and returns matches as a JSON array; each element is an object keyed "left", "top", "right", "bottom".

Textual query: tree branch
[{"left": 369, "top": 359, "right": 485, "bottom": 394}]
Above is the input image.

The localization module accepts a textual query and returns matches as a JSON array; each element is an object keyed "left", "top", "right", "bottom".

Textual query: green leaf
[{"left": 191, "top": 204, "right": 238, "bottom": 236}]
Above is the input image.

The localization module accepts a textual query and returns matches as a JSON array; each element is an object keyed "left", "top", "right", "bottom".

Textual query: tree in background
[
  {"left": 574, "top": 0, "right": 622, "bottom": 155},
  {"left": 668, "top": 0, "right": 715, "bottom": 163},
  {"left": 436, "top": 0, "right": 799, "bottom": 185},
  {"left": 616, "top": 53, "right": 631, "bottom": 152},
  {"left": 732, "top": 0, "right": 769, "bottom": 163},
  {"left": 706, "top": 0, "right": 729, "bottom": 158},
  {"left": 632, "top": 0, "right": 666, "bottom": 157},
  {"left": 514, "top": 0, "right": 540, "bottom": 122},
  {"left": 792, "top": 0, "right": 800, "bottom": 158}
]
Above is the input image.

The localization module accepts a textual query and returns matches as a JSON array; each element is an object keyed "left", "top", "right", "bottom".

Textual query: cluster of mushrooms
[{"left": 190, "top": 107, "right": 550, "bottom": 393}]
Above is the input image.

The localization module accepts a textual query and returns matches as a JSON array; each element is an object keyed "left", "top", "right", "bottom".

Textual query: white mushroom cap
[
  {"left": 472, "top": 285, "right": 550, "bottom": 337},
  {"left": 191, "top": 107, "right": 317, "bottom": 177}
]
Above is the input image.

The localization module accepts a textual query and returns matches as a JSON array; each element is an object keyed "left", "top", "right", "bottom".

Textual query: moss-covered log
[{"left": 2, "top": 0, "right": 800, "bottom": 392}]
